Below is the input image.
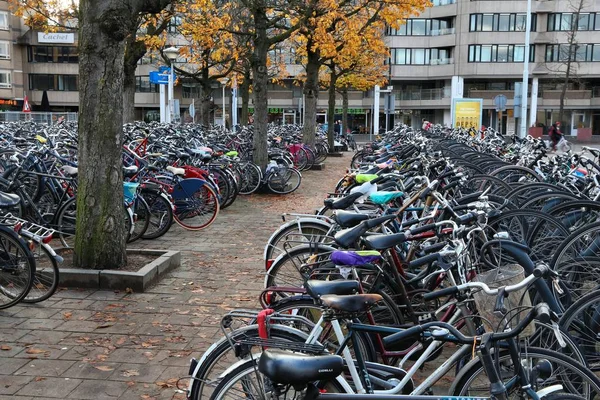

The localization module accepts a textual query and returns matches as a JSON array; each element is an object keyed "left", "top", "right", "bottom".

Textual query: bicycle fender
[
  {"left": 171, "top": 178, "right": 205, "bottom": 199},
  {"left": 536, "top": 385, "right": 564, "bottom": 398}
]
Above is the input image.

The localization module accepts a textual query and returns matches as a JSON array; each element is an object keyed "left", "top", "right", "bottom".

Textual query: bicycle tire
[
  {"left": 0, "top": 226, "right": 36, "bottom": 309},
  {"left": 547, "top": 200, "right": 600, "bottom": 232},
  {"left": 188, "top": 324, "right": 313, "bottom": 400},
  {"left": 140, "top": 190, "right": 174, "bottom": 240},
  {"left": 490, "top": 165, "right": 543, "bottom": 184},
  {"left": 450, "top": 347, "right": 600, "bottom": 399},
  {"left": 23, "top": 244, "right": 59, "bottom": 303},
  {"left": 265, "top": 244, "right": 338, "bottom": 289},
  {"left": 127, "top": 196, "right": 151, "bottom": 243},
  {"left": 238, "top": 161, "right": 262, "bottom": 195},
  {"left": 506, "top": 183, "right": 574, "bottom": 207},
  {"left": 174, "top": 184, "right": 220, "bottom": 230},
  {"left": 264, "top": 221, "right": 332, "bottom": 269},
  {"left": 267, "top": 166, "right": 302, "bottom": 195}
]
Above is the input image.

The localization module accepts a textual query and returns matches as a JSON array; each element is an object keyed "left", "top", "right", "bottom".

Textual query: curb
[{"left": 58, "top": 249, "right": 181, "bottom": 292}]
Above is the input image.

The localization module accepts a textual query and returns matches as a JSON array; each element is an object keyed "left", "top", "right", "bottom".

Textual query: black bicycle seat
[
  {"left": 364, "top": 232, "right": 408, "bottom": 251},
  {"left": 324, "top": 192, "right": 363, "bottom": 210},
  {"left": 333, "top": 210, "right": 370, "bottom": 228},
  {"left": 0, "top": 192, "right": 20, "bottom": 208},
  {"left": 258, "top": 350, "right": 343, "bottom": 386},
  {"left": 305, "top": 280, "right": 359, "bottom": 299},
  {"left": 320, "top": 294, "right": 383, "bottom": 313}
]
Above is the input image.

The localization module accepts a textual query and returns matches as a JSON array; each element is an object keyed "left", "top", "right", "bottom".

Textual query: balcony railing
[
  {"left": 398, "top": 87, "right": 451, "bottom": 101},
  {"left": 432, "top": 0, "right": 456, "bottom": 6},
  {"left": 430, "top": 27, "right": 455, "bottom": 36},
  {"left": 430, "top": 57, "right": 453, "bottom": 65}
]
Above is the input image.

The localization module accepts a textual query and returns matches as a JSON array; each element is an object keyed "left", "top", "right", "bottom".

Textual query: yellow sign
[{"left": 453, "top": 99, "right": 483, "bottom": 129}]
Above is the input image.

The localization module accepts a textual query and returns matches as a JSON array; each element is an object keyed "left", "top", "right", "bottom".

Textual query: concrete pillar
[
  {"left": 529, "top": 77, "right": 539, "bottom": 129},
  {"left": 450, "top": 76, "right": 464, "bottom": 127}
]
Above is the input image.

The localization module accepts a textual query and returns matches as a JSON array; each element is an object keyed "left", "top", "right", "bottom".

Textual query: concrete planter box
[
  {"left": 58, "top": 249, "right": 181, "bottom": 292},
  {"left": 577, "top": 128, "right": 592, "bottom": 141},
  {"left": 529, "top": 127, "right": 544, "bottom": 138}
]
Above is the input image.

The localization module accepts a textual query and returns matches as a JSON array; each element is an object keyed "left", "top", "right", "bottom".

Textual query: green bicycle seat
[{"left": 355, "top": 174, "right": 378, "bottom": 184}]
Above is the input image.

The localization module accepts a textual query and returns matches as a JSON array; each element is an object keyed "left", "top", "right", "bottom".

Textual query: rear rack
[{"left": 0, "top": 213, "right": 55, "bottom": 242}]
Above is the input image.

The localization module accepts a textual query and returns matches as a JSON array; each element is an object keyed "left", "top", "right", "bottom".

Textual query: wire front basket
[{"left": 472, "top": 264, "right": 535, "bottom": 337}]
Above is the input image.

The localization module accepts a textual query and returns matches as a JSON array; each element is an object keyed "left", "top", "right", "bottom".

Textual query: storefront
[{"left": 334, "top": 108, "right": 367, "bottom": 133}]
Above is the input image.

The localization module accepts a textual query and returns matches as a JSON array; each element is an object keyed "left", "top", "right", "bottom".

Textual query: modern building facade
[{"left": 3, "top": 0, "right": 600, "bottom": 135}]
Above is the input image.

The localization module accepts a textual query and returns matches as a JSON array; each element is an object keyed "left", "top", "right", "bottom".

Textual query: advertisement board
[{"left": 453, "top": 98, "right": 483, "bottom": 129}]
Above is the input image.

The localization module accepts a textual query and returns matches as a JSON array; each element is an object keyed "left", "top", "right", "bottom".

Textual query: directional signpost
[{"left": 150, "top": 67, "right": 177, "bottom": 123}]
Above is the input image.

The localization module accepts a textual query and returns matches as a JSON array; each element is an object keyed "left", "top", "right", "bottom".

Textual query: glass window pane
[
  {"left": 593, "top": 45, "right": 600, "bottom": 61},
  {"left": 481, "top": 45, "right": 492, "bottom": 62},
  {"left": 470, "top": 15, "right": 477, "bottom": 31},
  {"left": 412, "top": 19, "right": 426, "bottom": 35},
  {"left": 413, "top": 49, "right": 425, "bottom": 64},
  {"left": 516, "top": 14, "right": 527, "bottom": 31},
  {"left": 398, "top": 22, "right": 407, "bottom": 35},
  {"left": 497, "top": 45, "right": 509, "bottom": 62},
  {"left": 498, "top": 15, "right": 510, "bottom": 31},
  {"left": 514, "top": 46, "right": 525, "bottom": 62},
  {"left": 576, "top": 44, "right": 587, "bottom": 61},
  {"left": 396, "top": 49, "right": 406, "bottom": 64},
  {"left": 578, "top": 13, "right": 590, "bottom": 30},
  {"left": 596, "top": 13, "right": 600, "bottom": 30},
  {"left": 561, "top": 14, "right": 572, "bottom": 31},
  {"left": 482, "top": 14, "right": 493, "bottom": 31}
]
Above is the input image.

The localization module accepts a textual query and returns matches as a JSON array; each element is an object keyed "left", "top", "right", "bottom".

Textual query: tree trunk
[
  {"left": 123, "top": 38, "right": 147, "bottom": 123},
  {"left": 76, "top": 0, "right": 129, "bottom": 269},
  {"left": 240, "top": 70, "right": 251, "bottom": 126},
  {"left": 301, "top": 45, "right": 320, "bottom": 148},
  {"left": 326, "top": 74, "right": 336, "bottom": 151},
  {"left": 342, "top": 87, "right": 349, "bottom": 135},
  {"left": 250, "top": 8, "right": 270, "bottom": 169}
]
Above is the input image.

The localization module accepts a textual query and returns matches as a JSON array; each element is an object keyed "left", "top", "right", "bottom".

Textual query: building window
[
  {"left": 0, "top": 41, "right": 10, "bottom": 59},
  {"left": 546, "top": 44, "right": 600, "bottom": 62},
  {"left": 29, "top": 74, "right": 78, "bottom": 91},
  {"left": 27, "top": 46, "right": 78, "bottom": 63},
  {"left": 468, "top": 45, "right": 535, "bottom": 63},
  {"left": 388, "top": 18, "right": 452, "bottom": 36},
  {"left": 548, "top": 13, "right": 597, "bottom": 31},
  {"left": 168, "top": 16, "right": 182, "bottom": 33},
  {"left": 135, "top": 76, "right": 159, "bottom": 93},
  {"left": 390, "top": 48, "right": 451, "bottom": 65},
  {"left": 0, "top": 12, "right": 9, "bottom": 31},
  {"left": 470, "top": 13, "right": 536, "bottom": 32},
  {"left": 0, "top": 71, "right": 11, "bottom": 88}
]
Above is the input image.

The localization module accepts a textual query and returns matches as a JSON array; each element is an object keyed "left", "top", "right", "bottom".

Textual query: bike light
[
  {"left": 28, "top": 240, "right": 35, "bottom": 251},
  {"left": 264, "top": 291, "right": 273, "bottom": 305},
  {"left": 42, "top": 235, "right": 53, "bottom": 244}
]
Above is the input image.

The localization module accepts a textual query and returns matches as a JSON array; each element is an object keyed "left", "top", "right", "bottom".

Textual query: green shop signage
[{"left": 334, "top": 108, "right": 365, "bottom": 115}]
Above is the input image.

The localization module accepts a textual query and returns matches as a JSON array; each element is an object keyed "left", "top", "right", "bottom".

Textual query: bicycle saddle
[
  {"left": 324, "top": 192, "right": 363, "bottom": 210},
  {"left": 166, "top": 166, "right": 185, "bottom": 176},
  {"left": 258, "top": 350, "right": 343, "bottom": 387},
  {"left": 330, "top": 250, "right": 381, "bottom": 266},
  {"left": 320, "top": 294, "right": 383, "bottom": 313},
  {"left": 333, "top": 210, "right": 370, "bottom": 228},
  {"left": 0, "top": 191, "right": 20, "bottom": 207},
  {"left": 62, "top": 165, "right": 78, "bottom": 176},
  {"left": 363, "top": 232, "right": 408, "bottom": 251},
  {"left": 305, "top": 280, "right": 359, "bottom": 299}
]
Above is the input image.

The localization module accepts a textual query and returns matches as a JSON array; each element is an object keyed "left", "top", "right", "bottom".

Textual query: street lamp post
[
  {"left": 519, "top": 0, "right": 532, "bottom": 138},
  {"left": 164, "top": 46, "right": 179, "bottom": 124},
  {"left": 222, "top": 78, "right": 229, "bottom": 128}
]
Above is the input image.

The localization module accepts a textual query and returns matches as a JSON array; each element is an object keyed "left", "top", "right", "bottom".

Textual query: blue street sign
[
  {"left": 158, "top": 66, "right": 171, "bottom": 74},
  {"left": 149, "top": 71, "right": 169, "bottom": 85}
]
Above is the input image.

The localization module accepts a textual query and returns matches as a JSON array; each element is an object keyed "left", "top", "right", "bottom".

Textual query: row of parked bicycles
[
  {"left": 0, "top": 121, "right": 325, "bottom": 310},
  {"left": 186, "top": 126, "right": 600, "bottom": 400}
]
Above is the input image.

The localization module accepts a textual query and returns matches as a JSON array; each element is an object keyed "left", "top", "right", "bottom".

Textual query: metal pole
[
  {"left": 373, "top": 85, "right": 380, "bottom": 137},
  {"left": 520, "top": 0, "right": 532, "bottom": 138},
  {"left": 222, "top": 82, "right": 226, "bottom": 128},
  {"left": 232, "top": 78, "right": 238, "bottom": 128},
  {"left": 159, "top": 84, "right": 166, "bottom": 123}
]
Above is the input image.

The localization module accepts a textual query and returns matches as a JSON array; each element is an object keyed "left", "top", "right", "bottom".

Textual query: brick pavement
[{"left": 0, "top": 155, "right": 349, "bottom": 399}]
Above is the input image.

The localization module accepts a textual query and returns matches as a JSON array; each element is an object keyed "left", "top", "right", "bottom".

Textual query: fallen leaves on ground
[
  {"left": 1, "top": 345, "right": 11, "bottom": 351},
  {"left": 122, "top": 369, "right": 140, "bottom": 377},
  {"left": 34, "top": 376, "right": 46, "bottom": 382},
  {"left": 26, "top": 348, "right": 49, "bottom": 355},
  {"left": 155, "top": 378, "right": 178, "bottom": 388},
  {"left": 63, "top": 312, "right": 72, "bottom": 320},
  {"left": 94, "top": 365, "right": 114, "bottom": 372}
]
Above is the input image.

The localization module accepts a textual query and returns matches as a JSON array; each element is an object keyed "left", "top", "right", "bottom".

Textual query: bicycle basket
[
  {"left": 123, "top": 182, "right": 139, "bottom": 204},
  {"left": 472, "top": 264, "right": 535, "bottom": 337}
]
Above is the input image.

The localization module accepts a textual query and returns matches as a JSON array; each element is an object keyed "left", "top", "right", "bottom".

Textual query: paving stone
[
  {"left": 16, "top": 376, "right": 82, "bottom": 397},
  {"left": 63, "top": 361, "right": 122, "bottom": 380},
  {"left": 16, "top": 330, "right": 71, "bottom": 345},
  {"left": 0, "top": 375, "right": 32, "bottom": 395},
  {"left": 13, "top": 359, "right": 75, "bottom": 377},
  {"left": 0, "top": 316, "right": 28, "bottom": 328},
  {"left": 13, "top": 306, "right": 60, "bottom": 319},
  {"left": 54, "top": 320, "right": 103, "bottom": 333},
  {"left": 0, "top": 329, "right": 30, "bottom": 342},
  {"left": 0, "top": 357, "right": 29, "bottom": 374},
  {"left": 50, "top": 299, "right": 96, "bottom": 310},
  {"left": 16, "top": 318, "right": 65, "bottom": 330},
  {"left": 67, "top": 379, "right": 129, "bottom": 399},
  {"left": 109, "top": 363, "right": 167, "bottom": 383},
  {"left": 13, "top": 344, "right": 72, "bottom": 360}
]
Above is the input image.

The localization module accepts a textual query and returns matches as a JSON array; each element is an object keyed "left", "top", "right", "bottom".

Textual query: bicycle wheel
[
  {"left": 23, "top": 244, "right": 59, "bottom": 303},
  {"left": 547, "top": 200, "right": 600, "bottom": 232},
  {"left": 55, "top": 196, "right": 77, "bottom": 248},
  {"left": 267, "top": 166, "right": 301, "bottom": 194},
  {"left": 451, "top": 347, "right": 600, "bottom": 399},
  {"left": 140, "top": 191, "right": 173, "bottom": 240},
  {"left": 560, "top": 289, "right": 600, "bottom": 371},
  {"left": 238, "top": 161, "right": 262, "bottom": 195},
  {"left": 506, "top": 183, "right": 573, "bottom": 207},
  {"left": 490, "top": 165, "right": 543, "bottom": 184},
  {"left": 264, "top": 221, "right": 332, "bottom": 268},
  {"left": 174, "top": 184, "right": 220, "bottom": 230},
  {"left": 0, "top": 226, "right": 35, "bottom": 309},
  {"left": 265, "top": 244, "right": 337, "bottom": 289},
  {"left": 127, "top": 196, "right": 151, "bottom": 243},
  {"left": 209, "top": 357, "right": 344, "bottom": 400},
  {"left": 459, "top": 174, "right": 513, "bottom": 197},
  {"left": 188, "top": 325, "right": 311, "bottom": 400}
]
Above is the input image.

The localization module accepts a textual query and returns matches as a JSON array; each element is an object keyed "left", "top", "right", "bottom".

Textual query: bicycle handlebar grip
[
  {"left": 382, "top": 325, "right": 424, "bottom": 348},
  {"left": 456, "top": 212, "right": 477, "bottom": 225},
  {"left": 437, "top": 170, "right": 457, "bottom": 180},
  {"left": 419, "top": 187, "right": 433, "bottom": 200},
  {"left": 440, "top": 180, "right": 461, "bottom": 192},
  {"left": 408, "top": 253, "right": 439, "bottom": 269},
  {"left": 535, "top": 303, "right": 551, "bottom": 324},
  {"left": 422, "top": 286, "right": 459, "bottom": 302},
  {"left": 532, "top": 264, "right": 550, "bottom": 278},
  {"left": 409, "top": 223, "right": 437, "bottom": 235},
  {"left": 365, "top": 214, "right": 397, "bottom": 229}
]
